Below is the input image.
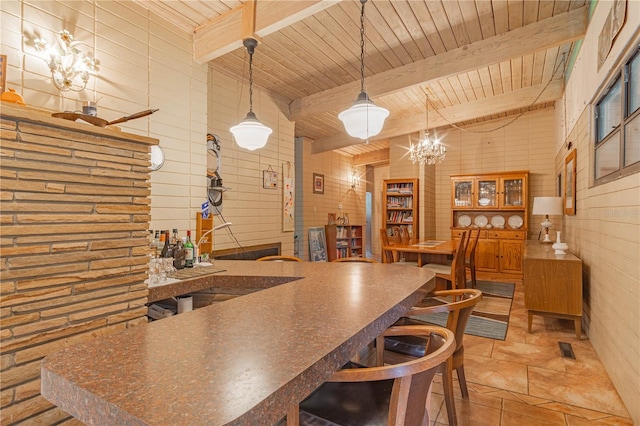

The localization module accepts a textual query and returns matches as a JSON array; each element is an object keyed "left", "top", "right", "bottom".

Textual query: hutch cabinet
[
  {"left": 451, "top": 171, "right": 528, "bottom": 277},
  {"left": 325, "top": 225, "right": 364, "bottom": 261},
  {"left": 383, "top": 178, "right": 419, "bottom": 239}
]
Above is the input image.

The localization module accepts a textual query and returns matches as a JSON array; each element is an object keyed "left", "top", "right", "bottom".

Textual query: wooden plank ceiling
[{"left": 134, "top": 0, "right": 588, "bottom": 157}]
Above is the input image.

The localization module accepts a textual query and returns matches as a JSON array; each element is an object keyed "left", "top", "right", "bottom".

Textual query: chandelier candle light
[
  {"left": 230, "top": 38, "right": 272, "bottom": 151},
  {"left": 409, "top": 93, "right": 446, "bottom": 165},
  {"left": 338, "top": 0, "right": 389, "bottom": 140},
  {"left": 34, "top": 30, "right": 99, "bottom": 92}
]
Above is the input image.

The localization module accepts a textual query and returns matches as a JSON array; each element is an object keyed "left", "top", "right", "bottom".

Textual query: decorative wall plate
[
  {"left": 491, "top": 215, "right": 505, "bottom": 228},
  {"left": 508, "top": 215, "right": 524, "bottom": 229},
  {"left": 458, "top": 215, "right": 471, "bottom": 228},
  {"left": 474, "top": 215, "right": 488, "bottom": 227}
]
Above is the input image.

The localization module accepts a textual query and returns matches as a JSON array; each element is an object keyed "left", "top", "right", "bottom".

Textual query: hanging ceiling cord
[
  {"left": 235, "top": 47, "right": 248, "bottom": 123},
  {"left": 360, "top": 0, "right": 370, "bottom": 145},
  {"left": 428, "top": 52, "right": 568, "bottom": 134}
]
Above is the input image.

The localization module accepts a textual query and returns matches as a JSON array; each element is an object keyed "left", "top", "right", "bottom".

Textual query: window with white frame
[{"left": 594, "top": 47, "right": 640, "bottom": 184}]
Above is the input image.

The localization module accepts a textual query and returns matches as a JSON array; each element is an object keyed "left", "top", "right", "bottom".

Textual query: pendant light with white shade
[
  {"left": 338, "top": 0, "right": 389, "bottom": 140},
  {"left": 230, "top": 38, "right": 272, "bottom": 151}
]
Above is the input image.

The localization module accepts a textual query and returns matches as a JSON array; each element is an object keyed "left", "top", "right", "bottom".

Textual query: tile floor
[{"left": 426, "top": 279, "right": 633, "bottom": 425}]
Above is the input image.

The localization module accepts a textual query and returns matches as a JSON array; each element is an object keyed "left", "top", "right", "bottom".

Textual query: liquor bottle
[
  {"left": 160, "top": 230, "right": 172, "bottom": 258},
  {"left": 172, "top": 238, "right": 185, "bottom": 269},
  {"left": 157, "top": 231, "right": 166, "bottom": 257},
  {"left": 171, "top": 228, "right": 179, "bottom": 246},
  {"left": 184, "top": 230, "right": 194, "bottom": 268}
]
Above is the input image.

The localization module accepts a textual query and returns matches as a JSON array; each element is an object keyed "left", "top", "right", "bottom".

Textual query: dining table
[{"left": 382, "top": 239, "right": 457, "bottom": 267}]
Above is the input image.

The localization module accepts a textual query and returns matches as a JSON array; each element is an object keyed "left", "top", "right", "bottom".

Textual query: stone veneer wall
[{"left": 0, "top": 104, "right": 156, "bottom": 424}]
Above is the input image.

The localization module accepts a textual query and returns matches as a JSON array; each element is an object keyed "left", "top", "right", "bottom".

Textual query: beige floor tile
[
  {"left": 486, "top": 389, "right": 551, "bottom": 405},
  {"left": 501, "top": 410, "right": 566, "bottom": 426},
  {"left": 502, "top": 399, "right": 567, "bottom": 424},
  {"left": 539, "top": 401, "right": 630, "bottom": 422},
  {"left": 465, "top": 353, "right": 529, "bottom": 394},
  {"left": 492, "top": 340, "right": 567, "bottom": 372},
  {"left": 528, "top": 366, "right": 630, "bottom": 418},
  {"left": 436, "top": 398, "right": 503, "bottom": 426},
  {"left": 565, "top": 413, "right": 635, "bottom": 425},
  {"left": 464, "top": 335, "right": 495, "bottom": 357}
]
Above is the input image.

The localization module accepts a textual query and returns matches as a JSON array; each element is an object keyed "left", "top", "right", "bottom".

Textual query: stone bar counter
[{"left": 41, "top": 260, "right": 435, "bottom": 425}]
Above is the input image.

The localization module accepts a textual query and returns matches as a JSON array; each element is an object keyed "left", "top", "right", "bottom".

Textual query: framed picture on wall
[
  {"left": 564, "top": 149, "right": 577, "bottom": 215},
  {"left": 308, "top": 227, "right": 327, "bottom": 262},
  {"left": 313, "top": 173, "right": 324, "bottom": 194}
]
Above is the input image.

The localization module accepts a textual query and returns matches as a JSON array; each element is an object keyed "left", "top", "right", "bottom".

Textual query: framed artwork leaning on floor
[{"left": 308, "top": 227, "right": 327, "bottom": 262}]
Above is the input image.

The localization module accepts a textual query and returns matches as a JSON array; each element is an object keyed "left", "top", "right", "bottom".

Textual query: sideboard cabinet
[
  {"left": 450, "top": 171, "right": 528, "bottom": 277},
  {"left": 524, "top": 242, "right": 583, "bottom": 339}
]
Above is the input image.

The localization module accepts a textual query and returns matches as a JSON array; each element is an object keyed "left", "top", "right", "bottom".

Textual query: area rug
[{"left": 408, "top": 281, "right": 515, "bottom": 340}]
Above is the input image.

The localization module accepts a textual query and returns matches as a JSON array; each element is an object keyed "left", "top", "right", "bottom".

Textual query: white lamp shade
[
  {"left": 230, "top": 112, "right": 272, "bottom": 151},
  {"left": 338, "top": 92, "right": 389, "bottom": 139},
  {"left": 532, "top": 197, "right": 563, "bottom": 216}
]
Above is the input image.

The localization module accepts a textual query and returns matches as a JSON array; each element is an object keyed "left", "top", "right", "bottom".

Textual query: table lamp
[{"left": 532, "top": 197, "right": 563, "bottom": 243}]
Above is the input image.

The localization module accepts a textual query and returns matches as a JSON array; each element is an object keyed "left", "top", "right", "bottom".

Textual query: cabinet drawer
[
  {"left": 487, "top": 230, "right": 526, "bottom": 240},
  {"left": 452, "top": 229, "right": 486, "bottom": 239}
]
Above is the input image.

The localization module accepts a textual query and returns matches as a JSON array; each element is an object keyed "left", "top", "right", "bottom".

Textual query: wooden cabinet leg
[
  {"left": 575, "top": 317, "right": 582, "bottom": 340},
  {"left": 527, "top": 311, "right": 533, "bottom": 333}
]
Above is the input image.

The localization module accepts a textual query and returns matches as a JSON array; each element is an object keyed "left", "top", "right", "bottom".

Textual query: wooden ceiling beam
[
  {"left": 352, "top": 149, "right": 390, "bottom": 166},
  {"left": 311, "top": 80, "right": 564, "bottom": 154},
  {"left": 291, "top": 6, "right": 586, "bottom": 121},
  {"left": 194, "top": 0, "right": 341, "bottom": 64}
]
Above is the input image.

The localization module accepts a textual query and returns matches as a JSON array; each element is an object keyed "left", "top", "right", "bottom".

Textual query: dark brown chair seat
[{"left": 297, "top": 325, "right": 455, "bottom": 426}]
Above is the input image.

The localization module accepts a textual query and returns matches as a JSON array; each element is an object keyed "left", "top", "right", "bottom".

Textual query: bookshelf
[
  {"left": 383, "top": 178, "right": 419, "bottom": 239},
  {"left": 325, "top": 225, "right": 364, "bottom": 261}
]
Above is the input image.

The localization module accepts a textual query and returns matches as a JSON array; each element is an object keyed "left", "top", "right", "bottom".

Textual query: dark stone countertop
[{"left": 41, "top": 260, "right": 435, "bottom": 425}]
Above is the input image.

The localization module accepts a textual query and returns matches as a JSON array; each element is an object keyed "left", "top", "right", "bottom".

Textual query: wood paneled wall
[{"left": 0, "top": 105, "right": 155, "bottom": 424}]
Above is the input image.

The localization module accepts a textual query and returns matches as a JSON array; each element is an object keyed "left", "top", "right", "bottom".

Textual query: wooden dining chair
[
  {"left": 465, "top": 229, "right": 481, "bottom": 288},
  {"left": 296, "top": 325, "right": 455, "bottom": 426},
  {"left": 382, "top": 289, "right": 483, "bottom": 426},
  {"left": 380, "top": 229, "right": 418, "bottom": 266},
  {"left": 256, "top": 255, "right": 302, "bottom": 262},
  {"left": 333, "top": 257, "right": 377, "bottom": 263},
  {"left": 422, "top": 231, "right": 468, "bottom": 290},
  {"left": 380, "top": 229, "right": 396, "bottom": 263}
]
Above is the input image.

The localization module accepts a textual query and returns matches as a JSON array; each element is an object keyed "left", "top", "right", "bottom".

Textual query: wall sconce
[
  {"left": 34, "top": 30, "right": 99, "bottom": 92},
  {"left": 351, "top": 170, "right": 359, "bottom": 189}
]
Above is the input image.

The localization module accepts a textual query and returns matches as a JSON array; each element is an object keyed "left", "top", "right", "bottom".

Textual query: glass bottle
[
  {"left": 184, "top": 230, "right": 194, "bottom": 268},
  {"left": 173, "top": 238, "right": 185, "bottom": 269},
  {"left": 160, "top": 230, "right": 172, "bottom": 258}
]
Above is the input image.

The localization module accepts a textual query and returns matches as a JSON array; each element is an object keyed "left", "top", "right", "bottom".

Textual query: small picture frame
[
  {"left": 263, "top": 166, "right": 278, "bottom": 189},
  {"left": 564, "top": 149, "right": 577, "bottom": 215},
  {"left": 313, "top": 173, "right": 324, "bottom": 194},
  {"left": 328, "top": 213, "right": 336, "bottom": 225}
]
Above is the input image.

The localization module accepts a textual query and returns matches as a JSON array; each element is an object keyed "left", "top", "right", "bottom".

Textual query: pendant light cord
[
  {"left": 359, "top": 0, "right": 366, "bottom": 94},
  {"left": 248, "top": 47, "right": 254, "bottom": 113}
]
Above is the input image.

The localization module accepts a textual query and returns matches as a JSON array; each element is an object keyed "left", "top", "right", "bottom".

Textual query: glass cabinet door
[
  {"left": 501, "top": 178, "right": 524, "bottom": 207},
  {"left": 453, "top": 179, "right": 473, "bottom": 207},
  {"left": 477, "top": 179, "right": 498, "bottom": 208}
]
